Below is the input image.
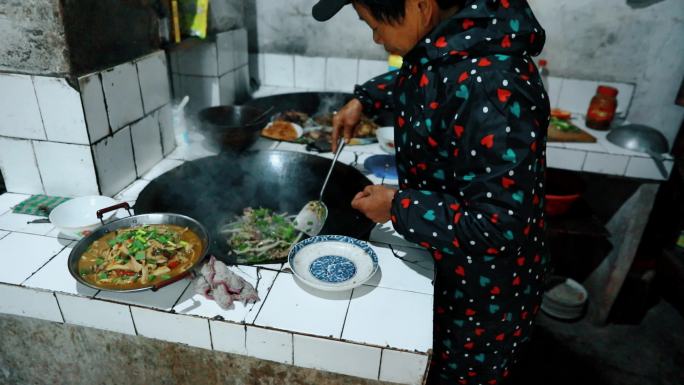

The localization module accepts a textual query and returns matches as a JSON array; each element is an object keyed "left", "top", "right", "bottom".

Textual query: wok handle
[
  {"left": 97, "top": 202, "right": 132, "bottom": 225},
  {"left": 646, "top": 150, "right": 669, "bottom": 179},
  {"left": 152, "top": 271, "right": 192, "bottom": 291}
]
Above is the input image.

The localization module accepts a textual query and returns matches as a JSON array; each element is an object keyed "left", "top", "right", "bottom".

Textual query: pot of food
[{"left": 67, "top": 203, "right": 210, "bottom": 292}]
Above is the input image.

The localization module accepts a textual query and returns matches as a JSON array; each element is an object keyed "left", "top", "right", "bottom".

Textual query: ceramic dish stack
[
  {"left": 288, "top": 235, "right": 378, "bottom": 292},
  {"left": 541, "top": 276, "right": 588, "bottom": 321}
]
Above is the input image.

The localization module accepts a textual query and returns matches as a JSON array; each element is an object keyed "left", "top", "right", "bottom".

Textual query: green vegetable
[
  {"left": 161, "top": 274, "right": 172, "bottom": 280},
  {"left": 95, "top": 257, "right": 105, "bottom": 265},
  {"left": 79, "top": 270, "right": 88, "bottom": 276},
  {"left": 98, "top": 272, "right": 108, "bottom": 280},
  {"left": 135, "top": 251, "right": 146, "bottom": 261},
  {"left": 550, "top": 117, "right": 581, "bottom": 133},
  {"left": 148, "top": 275, "right": 156, "bottom": 281}
]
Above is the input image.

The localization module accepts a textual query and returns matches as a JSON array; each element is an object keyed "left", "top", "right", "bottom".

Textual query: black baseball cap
[{"left": 312, "top": 0, "right": 351, "bottom": 21}]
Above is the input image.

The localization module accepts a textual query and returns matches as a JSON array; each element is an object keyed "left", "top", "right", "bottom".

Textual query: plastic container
[{"left": 586, "top": 85, "right": 619, "bottom": 130}]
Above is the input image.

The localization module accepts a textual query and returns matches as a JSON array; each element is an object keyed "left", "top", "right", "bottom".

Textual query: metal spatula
[{"left": 294, "top": 139, "right": 346, "bottom": 236}]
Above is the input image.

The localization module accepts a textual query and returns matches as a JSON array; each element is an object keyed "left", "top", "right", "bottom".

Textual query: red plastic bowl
[{"left": 545, "top": 193, "right": 581, "bottom": 216}]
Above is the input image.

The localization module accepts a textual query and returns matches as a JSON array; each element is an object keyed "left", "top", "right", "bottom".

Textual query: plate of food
[
  {"left": 288, "top": 235, "right": 378, "bottom": 291},
  {"left": 260, "top": 110, "right": 380, "bottom": 146}
]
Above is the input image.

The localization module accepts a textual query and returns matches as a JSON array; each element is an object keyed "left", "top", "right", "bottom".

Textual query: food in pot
[
  {"left": 262, "top": 121, "right": 300, "bottom": 141},
  {"left": 78, "top": 225, "right": 203, "bottom": 289},
  {"left": 221, "top": 207, "right": 303, "bottom": 264},
  {"left": 313, "top": 113, "right": 379, "bottom": 138}
]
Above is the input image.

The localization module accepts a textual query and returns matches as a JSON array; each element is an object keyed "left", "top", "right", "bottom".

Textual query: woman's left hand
[{"left": 351, "top": 185, "right": 397, "bottom": 223}]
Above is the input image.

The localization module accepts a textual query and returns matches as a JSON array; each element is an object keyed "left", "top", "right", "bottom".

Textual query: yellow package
[{"left": 179, "top": 0, "right": 209, "bottom": 39}]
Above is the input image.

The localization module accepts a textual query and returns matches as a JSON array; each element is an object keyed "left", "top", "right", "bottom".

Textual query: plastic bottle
[
  {"left": 538, "top": 59, "right": 550, "bottom": 91},
  {"left": 585, "top": 86, "right": 619, "bottom": 131}
]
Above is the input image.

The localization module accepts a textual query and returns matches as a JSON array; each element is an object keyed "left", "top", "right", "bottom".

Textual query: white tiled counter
[{"left": 0, "top": 137, "right": 434, "bottom": 385}]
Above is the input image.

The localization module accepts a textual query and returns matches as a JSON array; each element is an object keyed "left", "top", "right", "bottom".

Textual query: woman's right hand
[{"left": 331, "top": 98, "right": 364, "bottom": 152}]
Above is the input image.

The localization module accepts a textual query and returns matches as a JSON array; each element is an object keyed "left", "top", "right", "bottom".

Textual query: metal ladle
[{"left": 294, "top": 138, "right": 346, "bottom": 236}]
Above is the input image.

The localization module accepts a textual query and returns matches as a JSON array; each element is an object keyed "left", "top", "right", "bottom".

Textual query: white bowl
[
  {"left": 375, "top": 126, "right": 395, "bottom": 154},
  {"left": 288, "top": 235, "right": 378, "bottom": 292},
  {"left": 49, "top": 196, "right": 121, "bottom": 239}
]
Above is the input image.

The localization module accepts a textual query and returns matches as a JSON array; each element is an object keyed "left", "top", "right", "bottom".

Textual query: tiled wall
[
  {"left": 252, "top": 53, "right": 636, "bottom": 119},
  {"left": 169, "top": 28, "right": 250, "bottom": 114},
  {"left": 0, "top": 50, "right": 175, "bottom": 197}
]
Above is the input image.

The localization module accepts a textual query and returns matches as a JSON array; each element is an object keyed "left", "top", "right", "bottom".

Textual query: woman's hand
[
  {"left": 351, "top": 185, "right": 397, "bottom": 223},
  {"left": 331, "top": 98, "right": 364, "bottom": 152}
]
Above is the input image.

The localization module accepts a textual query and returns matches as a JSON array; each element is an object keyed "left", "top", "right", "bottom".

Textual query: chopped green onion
[
  {"left": 98, "top": 272, "right": 108, "bottom": 280},
  {"left": 135, "top": 251, "right": 146, "bottom": 261},
  {"left": 161, "top": 274, "right": 172, "bottom": 280},
  {"left": 148, "top": 275, "right": 157, "bottom": 281},
  {"left": 95, "top": 257, "right": 104, "bottom": 265}
]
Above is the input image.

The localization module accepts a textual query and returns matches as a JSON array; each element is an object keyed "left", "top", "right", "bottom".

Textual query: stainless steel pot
[
  {"left": 607, "top": 124, "right": 670, "bottom": 178},
  {"left": 67, "top": 203, "right": 210, "bottom": 293}
]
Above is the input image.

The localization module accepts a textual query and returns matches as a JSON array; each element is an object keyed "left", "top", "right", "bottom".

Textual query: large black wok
[{"left": 133, "top": 150, "right": 375, "bottom": 265}]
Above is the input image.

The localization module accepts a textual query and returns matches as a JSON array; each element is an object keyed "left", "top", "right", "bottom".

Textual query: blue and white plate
[{"left": 288, "top": 235, "right": 379, "bottom": 291}]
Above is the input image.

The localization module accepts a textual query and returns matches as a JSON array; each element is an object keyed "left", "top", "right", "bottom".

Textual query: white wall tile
[
  {"left": 23, "top": 245, "right": 97, "bottom": 297},
  {"left": 0, "top": 193, "right": 30, "bottom": 215},
  {"left": 379, "top": 349, "right": 429, "bottom": 385},
  {"left": 364, "top": 243, "right": 433, "bottom": 294},
  {"left": 0, "top": 284, "right": 62, "bottom": 323},
  {"left": 141, "top": 158, "right": 184, "bottom": 181},
  {"left": 546, "top": 76, "right": 563, "bottom": 109},
  {"left": 176, "top": 41, "right": 219, "bottom": 76},
  {"left": 157, "top": 104, "right": 176, "bottom": 156},
  {"left": 57, "top": 294, "right": 137, "bottom": 335},
  {"left": 326, "top": 58, "right": 359, "bottom": 92},
  {"left": 96, "top": 279, "right": 190, "bottom": 311},
  {"left": 0, "top": 233, "right": 65, "bottom": 284},
  {"left": 131, "top": 114, "right": 163, "bottom": 177},
  {"left": 79, "top": 73, "right": 111, "bottom": 143},
  {"left": 546, "top": 148, "right": 587, "bottom": 172},
  {"left": 131, "top": 306, "right": 212, "bottom": 349},
  {"left": 358, "top": 59, "right": 388, "bottom": 84},
  {"left": 234, "top": 65, "right": 251, "bottom": 103},
  {"left": 625, "top": 156, "right": 674, "bottom": 181},
  {"left": 294, "top": 335, "right": 381, "bottom": 380},
  {"left": 343, "top": 285, "right": 432, "bottom": 352},
  {"left": 0, "top": 211, "right": 54, "bottom": 235},
  {"left": 583, "top": 152, "right": 629, "bottom": 176},
  {"left": 114, "top": 179, "right": 150, "bottom": 204},
  {"left": 245, "top": 326, "right": 292, "bottom": 365},
  {"left": 92, "top": 126, "right": 137, "bottom": 197},
  {"left": 210, "top": 320, "right": 247, "bottom": 356},
  {"left": 180, "top": 75, "right": 220, "bottom": 114},
  {"left": 219, "top": 71, "right": 236, "bottom": 105},
  {"left": 217, "top": 30, "right": 237, "bottom": 75},
  {"left": 174, "top": 266, "right": 278, "bottom": 324},
  {"left": 33, "top": 141, "right": 99, "bottom": 196},
  {"left": 557, "top": 79, "right": 598, "bottom": 115},
  {"left": 33, "top": 76, "right": 89, "bottom": 145},
  {"left": 137, "top": 51, "right": 172, "bottom": 114},
  {"left": 254, "top": 273, "right": 350, "bottom": 338},
  {"left": 263, "top": 53, "right": 294, "bottom": 87},
  {"left": 0, "top": 73, "right": 45, "bottom": 140},
  {"left": 233, "top": 28, "right": 249, "bottom": 68},
  {"left": 294, "top": 56, "right": 326, "bottom": 89},
  {"left": 0, "top": 137, "right": 45, "bottom": 194},
  {"left": 602, "top": 81, "right": 635, "bottom": 117},
  {"left": 101, "top": 62, "right": 145, "bottom": 131}
]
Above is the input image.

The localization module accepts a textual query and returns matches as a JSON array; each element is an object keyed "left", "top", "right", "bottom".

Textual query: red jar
[{"left": 586, "top": 86, "right": 618, "bottom": 130}]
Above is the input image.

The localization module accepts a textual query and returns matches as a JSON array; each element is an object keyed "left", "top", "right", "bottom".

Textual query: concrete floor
[{"left": 507, "top": 300, "right": 684, "bottom": 385}]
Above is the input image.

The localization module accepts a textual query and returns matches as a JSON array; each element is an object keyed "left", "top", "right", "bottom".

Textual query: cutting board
[{"left": 548, "top": 121, "right": 597, "bottom": 143}]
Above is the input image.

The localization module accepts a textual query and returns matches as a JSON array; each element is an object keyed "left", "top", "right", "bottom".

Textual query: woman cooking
[{"left": 314, "top": 0, "right": 550, "bottom": 383}]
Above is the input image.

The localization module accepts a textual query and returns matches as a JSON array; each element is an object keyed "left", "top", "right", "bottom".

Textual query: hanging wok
[{"left": 133, "top": 150, "right": 375, "bottom": 265}]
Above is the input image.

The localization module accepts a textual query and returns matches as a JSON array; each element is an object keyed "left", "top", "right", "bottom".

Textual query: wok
[
  {"left": 607, "top": 124, "right": 670, "bottom": 178},
  {"left": 133, "top": 150, "right": 375, "bottom": 265},
  {"left": 243, "top": 92, "right": 393, "bottom": 126},
  {"left": 197, "top": 105, "right": 269, "bottom": 152}
]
